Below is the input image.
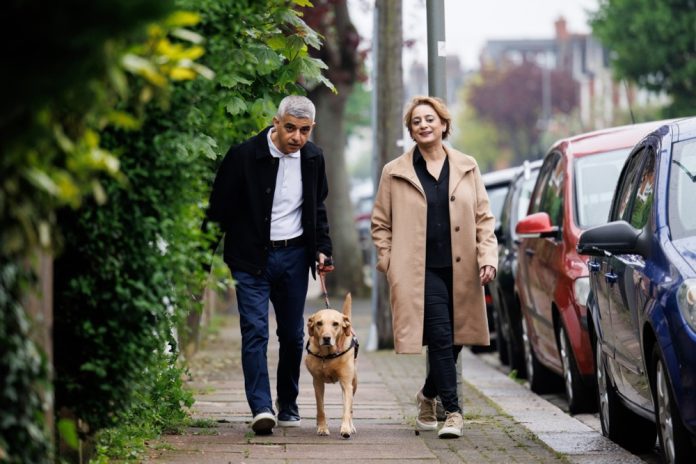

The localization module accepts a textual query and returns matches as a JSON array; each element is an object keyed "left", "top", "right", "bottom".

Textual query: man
[{"left": 206, "top": 95, "right": 334, "bottom": 434}]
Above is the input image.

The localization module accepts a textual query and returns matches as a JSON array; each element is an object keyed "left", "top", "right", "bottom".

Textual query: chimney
[{"left": 555, "top": 16, "right": 569, "bottom": 41}]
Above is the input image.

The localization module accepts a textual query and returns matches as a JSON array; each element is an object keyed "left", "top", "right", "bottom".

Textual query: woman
[{"left": 371, "top": 96, "right": 497, "bottom": 438}]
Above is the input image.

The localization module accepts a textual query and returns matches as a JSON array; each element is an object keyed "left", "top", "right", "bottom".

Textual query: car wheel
[
  {"left": 652, "top": 345, "right": 696, "bottom": 464},
  {"left": 557, "top": 324, "right": 595, "bottom": 414},
  {"left": 595, "top": 333, "right": 655, "bottom": 451},
  {"left": 522, "top": 316, "right": 559, "bottom": 393},
  {"left": 494, "top": 302, "right": 510, "bottom": 366}
]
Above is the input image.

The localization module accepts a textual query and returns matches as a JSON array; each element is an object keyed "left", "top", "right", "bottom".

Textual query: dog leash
[{"left": 319, "top": 272, "right": 331, "bottom": 309}]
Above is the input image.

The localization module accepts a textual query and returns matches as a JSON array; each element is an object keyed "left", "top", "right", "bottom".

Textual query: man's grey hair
[{"left": 276, "top": 95, "right": 315, "bottom": 121}]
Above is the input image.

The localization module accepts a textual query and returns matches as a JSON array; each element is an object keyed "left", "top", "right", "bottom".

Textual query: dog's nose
[{"left": 321, "top": 336, "right": 332, "bottom": 345}]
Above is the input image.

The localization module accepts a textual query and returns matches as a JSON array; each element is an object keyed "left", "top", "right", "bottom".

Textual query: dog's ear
[
  {"left": 342, "top": 314, "right": 352, "bottom": 337},
  {"left": 342, "top": 292, "right": 352, "bottom": 319},
  {"left": 307, "top": 315, "right": 315, "bottom": 336}
]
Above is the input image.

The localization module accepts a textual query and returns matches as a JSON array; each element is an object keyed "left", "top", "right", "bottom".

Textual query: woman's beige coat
[{"left": 371, "top": 145, "right": 498, "bottom": 354}]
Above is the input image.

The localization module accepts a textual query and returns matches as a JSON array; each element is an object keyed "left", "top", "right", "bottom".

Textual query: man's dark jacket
[{"left": 206, "top": 127, "right": 332, "bottom": 277}]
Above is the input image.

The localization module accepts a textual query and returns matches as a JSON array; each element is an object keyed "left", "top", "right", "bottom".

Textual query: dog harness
[{"left": 305, "top": 336, "right": 359, "bottom": 360}]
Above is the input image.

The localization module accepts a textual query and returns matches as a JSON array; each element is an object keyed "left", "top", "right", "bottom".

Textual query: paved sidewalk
[{"left": 145, "top": 296, "right": 645, "bottom": 463}]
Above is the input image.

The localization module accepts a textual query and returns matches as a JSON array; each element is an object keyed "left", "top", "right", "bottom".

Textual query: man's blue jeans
[{"left": 231, "top": 245, "right": 308, "bottom": 416}]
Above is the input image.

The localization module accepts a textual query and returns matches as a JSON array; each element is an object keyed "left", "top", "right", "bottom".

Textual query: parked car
[
  {"left": 578, "top": 117, "right": 695, "bottom": 462},
  {"left": 478, "top": 165, "right": 523, "bottom": 352},
  {"left": 514, "top": 120, "right": 669, "bottom": 413},
  {"left": 489, "top": 159, "right": 542, "bottom": 374}
]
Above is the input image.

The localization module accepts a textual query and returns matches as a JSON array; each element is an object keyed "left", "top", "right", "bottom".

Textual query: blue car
[{"left": 577, "top": 118, "right": 696, "bottom": 463}]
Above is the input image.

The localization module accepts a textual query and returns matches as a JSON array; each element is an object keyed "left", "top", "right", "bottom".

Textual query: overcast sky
[{"left": 349, "top": 0, "right": 600, "bottom": 71}]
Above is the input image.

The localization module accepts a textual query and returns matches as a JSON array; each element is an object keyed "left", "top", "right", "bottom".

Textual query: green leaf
[
  {"left": 298, "top": 56, "right": 325, "bottom": 80},
  {"left": 266, "top": 36, "right": 287, "bottom": 51},
  {"left": 291, "top": 0, "right": 314, "bottom": 7},
  {"left": 57, "top": 419, "right": 79, "bottom": 450},
  {"left": 283, "top": 36, "right": 308, "bottom": 58},
  {"left": 105, "top": 111, "right": 142, "bottom": 131},
  {"left": 316, "top": 74, "right": 337, "bottom": 94},
  {"left": 225, "top": 97, "right": 247, "bottom": 116},
  {"left": 249, "top": 46, "right": 283, "bottom": 75},
  {"left": 218, "top": 74, "right": 252, "bottom": 89}
]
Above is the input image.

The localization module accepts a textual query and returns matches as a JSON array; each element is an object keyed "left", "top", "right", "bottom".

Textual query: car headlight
[
  {"left": 574, "top": 277, "right": 590, "bottom": 307},
  {"left": 677, "top": 279, "right": 696, "bottom": 331}
]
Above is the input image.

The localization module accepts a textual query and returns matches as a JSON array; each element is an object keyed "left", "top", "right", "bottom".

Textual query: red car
[{"left": 514, "top": 121, "right": 671, "bottom": 413}]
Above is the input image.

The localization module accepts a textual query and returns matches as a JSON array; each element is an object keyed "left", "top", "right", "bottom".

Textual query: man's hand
[
  {"left": 479, "top": 265, "right": 496, "bottom": 285},
  {"left": 317, "top": 252, "right": 335, "bottom": 275}
]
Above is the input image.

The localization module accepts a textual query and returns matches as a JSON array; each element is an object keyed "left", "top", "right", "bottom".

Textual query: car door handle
[
  {"left": 588, "top": 261, "right": 600, "bottom": 272},
  {"left": 604, "top": 272, "right": 617, "bottom": 284},
  {"left": 525, "top": 248, "right": 535, "bottom": 257}
]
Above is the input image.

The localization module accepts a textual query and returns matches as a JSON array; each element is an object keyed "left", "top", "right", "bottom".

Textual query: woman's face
[{"left": 410, "top": 104, "right": 447, "bottom": 146}]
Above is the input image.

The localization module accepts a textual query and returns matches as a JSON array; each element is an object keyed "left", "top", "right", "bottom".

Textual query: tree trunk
[
  {"left": 303, "top": 0, "right": 368, "bottom": 298},
  {"left": 309, "top": 83, "right": 367, "bottom": 297},
  {"left": 373, "top": 0, "right": 403, "bottom": 349}
]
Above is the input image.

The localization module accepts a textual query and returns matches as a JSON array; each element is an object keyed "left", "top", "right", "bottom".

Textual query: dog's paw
[
  {"left": 316, "top": 425, "right": 330, "bottom": 436},
  {"left": 340, "top": 424, "right": 354, "bottom": 439}
]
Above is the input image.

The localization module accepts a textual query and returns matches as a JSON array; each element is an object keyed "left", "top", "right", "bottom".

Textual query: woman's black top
[{"left": 413, "top": 147, "right": 452, "bottom": 268}]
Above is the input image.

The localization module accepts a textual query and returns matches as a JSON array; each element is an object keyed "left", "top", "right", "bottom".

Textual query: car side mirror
[
  {"left": 515, "top": 212, "right": 559, "bottom": 239},
  {"left": 577, "top": 220, "right": 644, "bottom": 256}
]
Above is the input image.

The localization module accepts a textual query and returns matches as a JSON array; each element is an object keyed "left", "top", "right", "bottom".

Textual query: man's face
[{"left": 271, "top": 114, "right": 315, "bottom": 154}]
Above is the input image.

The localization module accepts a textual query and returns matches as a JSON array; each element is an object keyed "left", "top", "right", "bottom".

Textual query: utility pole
[
  {"left": 426, "top": 0, "right": 462, "bottom": 416},
  {"left": 426, "top": 0, "right": 446, "bottom": 101}
]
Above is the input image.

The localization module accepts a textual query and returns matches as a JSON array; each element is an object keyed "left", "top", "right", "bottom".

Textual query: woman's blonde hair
[{"left": 403, "top": 95, "right": 452, "bottom": 139}]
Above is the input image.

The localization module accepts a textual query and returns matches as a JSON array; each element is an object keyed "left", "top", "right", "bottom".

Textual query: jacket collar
[
  {"left": 254, "top": 126, "right": 320, "bottom": 160},
  {"left": 390, "top": 144, "right": 477, "bottom": 180}
]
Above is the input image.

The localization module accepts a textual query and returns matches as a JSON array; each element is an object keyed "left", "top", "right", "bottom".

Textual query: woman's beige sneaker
[
  {"left": 438, "top": 411, "right": 464, "bottom": 438},
  {"left": 415, "top": 389, "right": 438, "bottom": 430}
]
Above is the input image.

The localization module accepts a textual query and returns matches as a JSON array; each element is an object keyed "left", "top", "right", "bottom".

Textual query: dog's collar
[{"left": 305, "top": 337, "right": 359, "bottom": 360}]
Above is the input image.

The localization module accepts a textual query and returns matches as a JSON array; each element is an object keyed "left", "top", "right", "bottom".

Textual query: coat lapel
[
  {"left": 389, "top": 146, "right": 424, "bottom": 194},
  {"left": 445, "top": 146, "right": 476, "bottom": 195}
]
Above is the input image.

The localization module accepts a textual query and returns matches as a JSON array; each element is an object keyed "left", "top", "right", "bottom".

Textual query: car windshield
[
  {"left": 669, "top": 138, "right": 696, "bottom": 240},
  {"left": 574, "top": 148, "right": 630, "bottom": 228},
  {"left": 516, "top": 175, "right": 538, "bottom": 222}
]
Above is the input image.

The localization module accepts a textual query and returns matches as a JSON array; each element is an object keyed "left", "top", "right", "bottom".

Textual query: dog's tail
[{"left": 342, "top": 292, "right": 352, "bottom": 319}]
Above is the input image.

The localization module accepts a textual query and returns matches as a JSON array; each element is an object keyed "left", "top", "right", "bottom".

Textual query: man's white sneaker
[{"left": 251, "top": 410, "right": 276, "bottom": 435}]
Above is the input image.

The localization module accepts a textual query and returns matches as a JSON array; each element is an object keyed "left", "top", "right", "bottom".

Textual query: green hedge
[
  {"left": 2, "top": 0, "right": 331, "bottom": 461},
  {"left": 52, "top": 0, "right": 332, "bottom": 458},
  {"left": 52, "top": 105, "right": 211, "bottom": 433},
  {"left": 0, "top": 262, "right": 51, "bottom": 464}
]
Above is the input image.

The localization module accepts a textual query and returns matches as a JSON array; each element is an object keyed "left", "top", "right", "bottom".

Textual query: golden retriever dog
[{"left": 305, "top": 293, "right": 358, "bottom": 438}]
